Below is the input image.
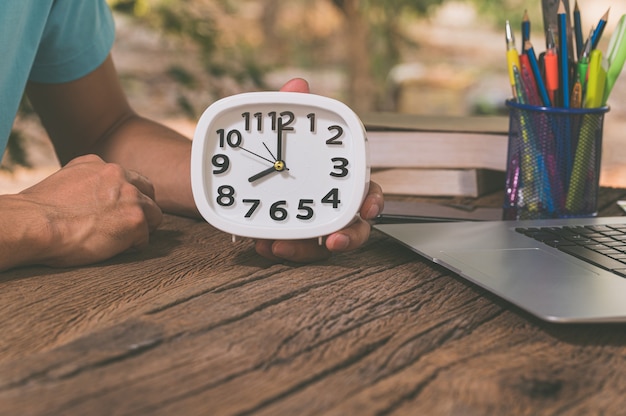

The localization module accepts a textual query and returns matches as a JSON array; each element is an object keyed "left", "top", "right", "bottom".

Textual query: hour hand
[
  {"left": 248, "top": 160, "right": 287, "bottom": 183},
  {"left": 248, "top": 166, "right": 276, "bottom": 183}
]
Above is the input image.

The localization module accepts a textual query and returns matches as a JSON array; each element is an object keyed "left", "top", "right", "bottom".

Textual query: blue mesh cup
[{"left": 503, "top": 100, "right": 609, "bottom": 220}]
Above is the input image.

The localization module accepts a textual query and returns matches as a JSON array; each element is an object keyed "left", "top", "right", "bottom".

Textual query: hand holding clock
[{"left": 253, "top": 78, "right": 384, "bottom": 263}]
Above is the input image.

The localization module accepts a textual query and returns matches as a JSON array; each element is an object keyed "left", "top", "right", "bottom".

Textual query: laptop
[{"left": 375, "top": 215, "right": 626, "bottom": 323}]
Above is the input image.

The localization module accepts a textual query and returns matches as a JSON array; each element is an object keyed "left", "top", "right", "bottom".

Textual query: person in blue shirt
[{"left": 0, "top": 1, "right": 383, "bottom": 271}]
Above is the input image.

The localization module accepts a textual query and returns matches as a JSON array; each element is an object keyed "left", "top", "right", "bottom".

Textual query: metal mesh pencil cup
[{"left": 503, "top": 100, "right": 609, "bottom": 220}]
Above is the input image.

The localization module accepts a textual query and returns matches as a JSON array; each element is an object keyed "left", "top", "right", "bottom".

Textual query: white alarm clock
[{"left": 191, "top": 92, "right": 370, "bottom": 240}]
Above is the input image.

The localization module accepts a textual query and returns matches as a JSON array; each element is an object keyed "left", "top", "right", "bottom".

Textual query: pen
[
  {"left": 544, "top": 28, "right": 559, "bottom": 106},
  {"left": 603, "top": 14, "right": 626, "bottom": 105},
  {"left": 558, "top": 0, "right": 570, "bottom": 108},
  {"left": 506, "top": 20, "right": 521, "bottom": 99},
  {"left": 584, "top": 49, "right": 606, "bottom": 108},
  {"left": 591, "top": 8, "right": 610, "bottom": 50},
  {"left": 512, "top": 66, "right": 528, "bottom": 105},
  {"left": 577, "top": 29, "right": 592, "bottom": 89},
  {"left": 574, "top": 1, "right": 583, "bottom": 59},
  {"left": 519, "top": 53, "right": 543, "bottom": 106},
  {"left": 525, "top": 40, "right": 552, "bottom": 107},
  {"left": 570, "top": 80, "right": 582, "bottom": 108}
]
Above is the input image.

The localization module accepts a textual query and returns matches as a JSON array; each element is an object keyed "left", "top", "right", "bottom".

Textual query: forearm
[{"left": 93, "top": 114, "right": 199, "bottom": 218}]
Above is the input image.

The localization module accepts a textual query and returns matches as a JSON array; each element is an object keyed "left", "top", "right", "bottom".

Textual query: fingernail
[
  {"left": 273, "top": 242, "right": 296, "bottom": 258},
  {"left": 366, "top": 203, "right": 380, "bottom": 219},
  {"left": 333, "top": 233, "right": 351, "bottom": 251}
]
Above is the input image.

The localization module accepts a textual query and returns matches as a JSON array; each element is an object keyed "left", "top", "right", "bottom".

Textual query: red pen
[{"left": 519, "top": 53, "right": 542, "bottom": 106}]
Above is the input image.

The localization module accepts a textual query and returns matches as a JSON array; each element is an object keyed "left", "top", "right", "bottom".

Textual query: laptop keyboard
[{"left": 515, "top": 224, "right": 626, "bottom": 277}]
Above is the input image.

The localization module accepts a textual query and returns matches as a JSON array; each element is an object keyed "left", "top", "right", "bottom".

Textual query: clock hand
[
  {"left": 248, "top": 160, "right": 288, "bottom": 183},
  {"left": 236, "top": 145, "right": 275, "bottom": 165},
  {"left": 276, "top": 119, "right": 284, "bottom": 162},
  {"left": 248, "top": 166, "right": 276, "bottom": 183},
  {"left": 263, "top": 142, "right": 277, "bottom": 161}
]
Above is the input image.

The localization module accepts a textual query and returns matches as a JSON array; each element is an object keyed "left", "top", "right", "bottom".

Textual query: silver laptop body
[{"left": 375, "top": 216, "right": 626, "bottom": 323}]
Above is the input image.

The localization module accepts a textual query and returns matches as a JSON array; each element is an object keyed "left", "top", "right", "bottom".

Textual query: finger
[
  {"left": 65, "top": 154, "right": 104, "bottom": 167},
  {"left": 360, "top": 181, "right": 385, "bottom": 220},
  {"left": 279, "top": 78, "right": 310, "bottom": 93},
  {"left": 325, "top": 216, "right": 371, "bottom": 253},
  {"left": 139, "top": 192, "right": 163, "bottom": 232},
  {"left": 255, "top": 239, "right": 331, "bottom": 263},
  {"left": 126, "top": 170, "right": 157, "bottom": 201}
]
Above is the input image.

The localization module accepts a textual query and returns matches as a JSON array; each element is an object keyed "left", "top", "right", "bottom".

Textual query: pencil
[
  {"left": 591, "top": 8, "right": 610, "bottom": 50},
  {"left": 525, "top": 40, "right": 551, "bottom": 107},
  {"left": 558, "top": 0, "right": 570, "bottom": 108},
  {"left": 574, "top": 1, "right": 583, "bottom": 59},
  {"left": 522, "top": 10, "right": 531, "bottom": 45}
]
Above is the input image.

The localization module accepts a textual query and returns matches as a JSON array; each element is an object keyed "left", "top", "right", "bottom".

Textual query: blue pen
[
  {"left": 558, "top": 1, "right": 570, "bottom": 108},
  {"left": 524, "top": 40, "right": 551, "bottom": 107}
]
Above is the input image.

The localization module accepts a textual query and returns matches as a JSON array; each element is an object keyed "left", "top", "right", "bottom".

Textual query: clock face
[{"left": 191, "top": 92, "right": 370, "bottom": 240}]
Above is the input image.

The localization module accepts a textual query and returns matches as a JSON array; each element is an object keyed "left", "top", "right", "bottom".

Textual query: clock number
[
  {"left": 297, "top": 199, "right": 314, "bottom": 220},
  {"left": 321, "top": 188, "right": 341, "bottom": 208},
  {"left": 326, "top": 125, "right": 344, "bottom": 145},
  {"left": 242, "top": 112, "right": 263, "bottom": 132},
  {"left": 217, "top": 129, "right": 243, "bottom": 148},
  {"left": 242, "top": 199, "right": 261, "bottom": 218},
  {"left": 269, "top": 111, "right": 295, "bottom": 131},
  {"left": 307, "top": 113, "right": 316, "bottom": 132},
  {"left": 216, "top": 185, "right": 235, "bottom": 207},
  {"left": 211, "top": 154, "right": 230, "bottom": 174},
  {"left": 270, "top": 200, "right": 288, "bottom": 221},
  {"left": 330, "top": 157, "right": 349, "bottom": 177}
]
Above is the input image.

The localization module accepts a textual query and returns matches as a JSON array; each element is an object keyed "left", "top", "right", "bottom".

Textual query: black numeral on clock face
[
  {"left": 211, "top": 154, "right": 230, "bottom": 174},
  {"left": 296, "top": 199, "right": 314, "bottom": 220},
  {"left": 217, "top": 129, "right": 242, "bottom": 148},
  {"left": 217, "top": 185, "right": 235, "bottom": 206},
  {"left": 270, "top": 201, "right": 288, "bottom": 221},
  {"left": 321, "top": 188, "right": 341, "bottom": 208},
  {"left": 219, "top": 194, "right": 342, "bottom": 220},
  {"left": 242, "top": 199, "right": 260, "bottom": 218},
  {"left": 326, "top": 125, "right": 344, "bottom": 145},
  {"left": 330, "top": 157, "right": 349, "bottom": 177}
]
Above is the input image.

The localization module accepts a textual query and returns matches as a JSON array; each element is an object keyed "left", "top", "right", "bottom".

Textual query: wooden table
[{"left": 2, "top": 188, "right": 626, "bottom": 415}]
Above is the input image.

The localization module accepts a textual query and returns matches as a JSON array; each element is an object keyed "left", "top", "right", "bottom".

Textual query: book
[
  {"left": 371, "top": 167, "right": 506, "bottom": 197},
  {"left": 361, "top": 112, "right": 510, "bottom": 171}
]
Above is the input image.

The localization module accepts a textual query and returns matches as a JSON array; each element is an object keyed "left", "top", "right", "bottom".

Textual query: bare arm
[
  {"left": 26, "top": 55, "right": 198, "bottom": 217},
  {"left": 0, "top": 155, "right": 162, "bottom": 271}
]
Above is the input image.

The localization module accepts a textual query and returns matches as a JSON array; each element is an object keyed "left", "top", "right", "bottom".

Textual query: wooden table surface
[{"left": 2, "top": 188, "right": 626, "bottom": 415}]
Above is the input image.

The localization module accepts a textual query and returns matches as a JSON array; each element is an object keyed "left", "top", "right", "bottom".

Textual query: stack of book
[{"left": 362, "top": 112, "right": 510, "bottom": 197}]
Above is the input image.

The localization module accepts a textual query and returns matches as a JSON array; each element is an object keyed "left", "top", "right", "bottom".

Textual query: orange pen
[{"left": 544, "top": 28, "right": 559, "bottom": 106}]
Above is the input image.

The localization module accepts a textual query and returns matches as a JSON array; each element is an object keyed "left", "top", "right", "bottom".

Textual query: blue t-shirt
[{"left": 0, "top": 0, "right": 115, "bottom": 153}]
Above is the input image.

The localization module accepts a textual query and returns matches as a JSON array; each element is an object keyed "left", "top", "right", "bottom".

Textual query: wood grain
[{"left": 1, "top": 189, "right": 626, "bottom": 415}]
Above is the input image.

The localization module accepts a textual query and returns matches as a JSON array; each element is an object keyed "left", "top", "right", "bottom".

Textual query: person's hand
[
  {"left": 8, "top": 154, "right": 162, "bottom": 268},
  {"left": 254, "top": 78, "right": 385, "bottom": 263}
]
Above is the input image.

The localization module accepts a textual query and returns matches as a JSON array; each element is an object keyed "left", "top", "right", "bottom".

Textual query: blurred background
[{"left": 2, "top": 0, "right": 625, "bottom": 191}]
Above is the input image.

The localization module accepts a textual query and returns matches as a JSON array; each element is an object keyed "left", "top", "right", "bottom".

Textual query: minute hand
[{"left": 276, "top": 119, "right": 284, "bottom": 161}]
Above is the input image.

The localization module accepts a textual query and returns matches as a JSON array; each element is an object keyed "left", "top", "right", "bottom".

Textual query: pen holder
[{"left": 503, "top": 100, "right": 610, "bottom": 220}]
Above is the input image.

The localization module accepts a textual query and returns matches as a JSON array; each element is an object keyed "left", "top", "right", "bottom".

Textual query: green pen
[
  {"left": 603, "top": 14, "right": 626, "bottom": 105},
  {"left": 577, "top": 29, "right": 592, "bottom": 89}
]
